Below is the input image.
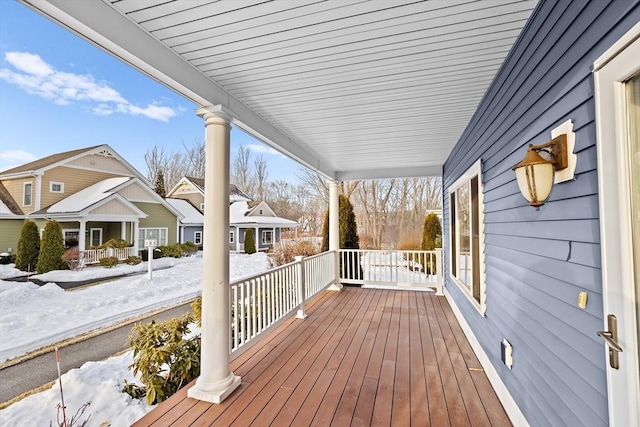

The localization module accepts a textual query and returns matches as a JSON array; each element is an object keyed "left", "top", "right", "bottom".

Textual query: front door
[{"left": 594, "top": 25, "right": 640, "bottom": 426}]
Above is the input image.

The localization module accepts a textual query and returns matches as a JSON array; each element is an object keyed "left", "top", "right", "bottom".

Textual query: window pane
[
  {"left": 456, "top": 183, "right": 471, "bottom": 289},
  {"left": 471, "top": 176, "right": 480, "bottom": 302},
  {"left": 450, "top": 192, "right": 457, "bottom": 274}
]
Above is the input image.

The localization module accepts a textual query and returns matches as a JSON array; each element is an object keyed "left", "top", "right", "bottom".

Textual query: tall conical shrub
[
  {"left": 244, "top": 229, "right": 256, "bottom": 254},
  {"left": 320, "top": 194, "right": 360, "bottom": 280},
  {"left": 15, "top": 220, "right": 40, "bottom": 272},
  {"left": 421, "top": 213, "right": 442, "bottom": 250},
  {"left": 37, "top": 220, "right": 67, "bottom": 273}
]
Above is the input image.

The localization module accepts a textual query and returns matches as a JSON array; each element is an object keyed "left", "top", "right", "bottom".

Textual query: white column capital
[{"left": 196, "top": 105, "right": 232, "bottom": 126}]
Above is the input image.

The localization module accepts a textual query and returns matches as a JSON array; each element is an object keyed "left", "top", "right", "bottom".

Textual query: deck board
[{"left": 133, "top": 287, "right": 512, "bottom": 426}]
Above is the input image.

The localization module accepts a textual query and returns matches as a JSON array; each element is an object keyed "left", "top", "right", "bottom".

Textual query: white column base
[
  {"left": 188, "top": 373, "right": 241, "bottom": 404},
  {"left": 296, "top": 310, "right": 308, "bottom": 319},
  {"left": 328, "top": 282, "right": 343, "bottom": 291}
]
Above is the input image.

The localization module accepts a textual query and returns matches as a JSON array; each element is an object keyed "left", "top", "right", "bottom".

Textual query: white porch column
[
  {"left": 133, "top": 221, "right": 140, "bottom": 251},
  {"left": 328, "top": 180, "right": 342, "bottom": 290},
  {"left": 188, "top": 106, "right": 240, "bottom": 403},
  {"left": 121, "top": 221, "right": 126, "bottom": 240},
  {"left": 79, "top": 220, "right": 87, "bottom": 251}
]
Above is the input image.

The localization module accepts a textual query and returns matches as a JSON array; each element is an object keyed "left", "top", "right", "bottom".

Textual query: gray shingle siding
[{"left": 442, "top": 0, "right": 640, "bottom": 425}]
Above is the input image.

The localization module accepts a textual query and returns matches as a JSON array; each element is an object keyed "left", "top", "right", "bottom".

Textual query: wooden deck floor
[{"left": 133, "top": 287, "right": 511, "bottom": 426}]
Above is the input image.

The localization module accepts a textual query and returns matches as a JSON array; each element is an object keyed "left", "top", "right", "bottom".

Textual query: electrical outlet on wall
[{"left": 501, "top": 339, "right": 513, "bottom": 369}]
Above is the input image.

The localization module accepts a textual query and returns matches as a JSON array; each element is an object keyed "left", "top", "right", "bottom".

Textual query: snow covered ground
[{"left": 0, "top": 252, "right": 272, "bottom": 426}]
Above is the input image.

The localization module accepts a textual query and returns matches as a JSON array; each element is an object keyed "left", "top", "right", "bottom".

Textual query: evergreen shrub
[
  {"left": 125, "top": 313, "right": 201, "bottom": 405},
  {"left": 125, "top": 256, "right": 142, "bottom": 265},
  {"left": 157, "top": 244, "right": 183, "bottom": 258},
  {"left": 37, "top": 221, "right": 67, "bottom": 273},
  {"left": 180, "top": 241, "right": 198, "bottom": 257},
  {"left": 15, "top": 220, "right": 40, "bottom": 272},
  {"left": 99, "top": 256, "right": 119, "bottom": 268},
  {"left": 244, "top": 229, "right": 256, "bottom": 254}
]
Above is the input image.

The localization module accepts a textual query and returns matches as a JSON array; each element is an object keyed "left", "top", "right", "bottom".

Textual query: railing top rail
[
  {"left": 339, "top": 248, "right": 440, "bottom": 254},
  {"left": 302, "top": 250, "right": 336, "bottom": 262},
  {"left": 230, "top": 260, "right": 297, "bottom": 286}
]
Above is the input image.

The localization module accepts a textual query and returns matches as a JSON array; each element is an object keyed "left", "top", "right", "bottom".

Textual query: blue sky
[{"left": 0, "top": 1, "right": 302, "bottom": 183}]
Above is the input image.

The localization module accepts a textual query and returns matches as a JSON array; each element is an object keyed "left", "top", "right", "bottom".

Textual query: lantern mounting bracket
[{"left": 528, "top": 134, "right": 568, "bottom": 170}]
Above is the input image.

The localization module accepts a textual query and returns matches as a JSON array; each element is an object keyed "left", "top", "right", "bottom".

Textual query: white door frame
[{"left": 594, "top": 22, "right": 640, "bottom": 427}]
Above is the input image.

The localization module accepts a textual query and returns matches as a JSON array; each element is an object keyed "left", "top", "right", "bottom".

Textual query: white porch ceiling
[{"left": 23, "top": 0, "right": 538, "bottom": 180}]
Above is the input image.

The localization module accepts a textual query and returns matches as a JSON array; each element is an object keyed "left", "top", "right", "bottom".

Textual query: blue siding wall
[{"left": 442, "top": 1, "right": 640, "bottom": 426}]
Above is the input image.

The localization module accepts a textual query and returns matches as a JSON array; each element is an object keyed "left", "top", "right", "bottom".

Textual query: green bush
[
  {"left": 125, "top": 314, "right": 201, "bottom": 405},
  {"left": 180, "top": 241, "right": 198, "bottom": 257},
  {"left": 157, "top": 244, "right": 183, "bottom": 258},
  {"left": 124, "top": 256, "right": 142, "bottom": 265},
  {"left": 320, "top": 194, "right": 359, "bottom": 251},
  {"left": 15, "top": 220, "right": 40, "bottom": 272},
  {"left": 93, "top": 238, "right": 132, "bottom": 249},
  {"left": 421, "top": 213, "right": 442, "bottom": 251},
  {"left": 99, "top": 256, "right": 119, "bottom": 268},
  {"left": 244, "top": 229, "right": 256, "bottom": 254},
  {"left": 37, "top": 221, "right": 67, "bottom": 273}
]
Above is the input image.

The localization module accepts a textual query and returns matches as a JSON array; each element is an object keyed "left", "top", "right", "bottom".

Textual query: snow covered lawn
[{"left": 0, "top": 252, "right": 272, "bottom": 426}]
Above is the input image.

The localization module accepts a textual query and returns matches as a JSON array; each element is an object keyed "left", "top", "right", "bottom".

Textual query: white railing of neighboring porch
[
  {"left": 227, "top": 249, "right": 442, "bottom": 357},
  {"left": 82, "top": 247, "right": 138, "bottom": 265}
]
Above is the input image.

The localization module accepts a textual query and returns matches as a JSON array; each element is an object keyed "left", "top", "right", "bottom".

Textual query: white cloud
[
  {"left": 0, "top": 51, "right": 179, "bottom": 122},
  {"left": 0, "top": 150, "right": 38, "bottom": 171},
  {"left": 246, "top": 144, "right": 283, "bottom": 157}
]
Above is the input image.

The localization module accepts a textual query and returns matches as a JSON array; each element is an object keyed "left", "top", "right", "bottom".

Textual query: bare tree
[{"left": 254, "top": 155, "right": 268, "bottom": 201}]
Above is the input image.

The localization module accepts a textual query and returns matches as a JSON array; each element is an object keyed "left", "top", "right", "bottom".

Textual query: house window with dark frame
[
  {"left": 50, "top": 182, "right": 64, "bottom": 193},
  {"left": 262, "top": 230, "right": 273, "bottom": 245},
  {"left": 23, "top": 182, "right": 32, "bottom": 206},
  {"left": 229, "top": 231, "right": 234, "bottom": 243},
  {"left": 449, "top": 160, "right": 485, "bottom": 314},
  {"left": 194, "top": 231, "right": 202, "bottom": 245}
]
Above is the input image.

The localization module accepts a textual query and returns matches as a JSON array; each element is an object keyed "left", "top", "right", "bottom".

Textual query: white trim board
[{"left": 444, "top": 287, "right": 529, "bottom": 427}]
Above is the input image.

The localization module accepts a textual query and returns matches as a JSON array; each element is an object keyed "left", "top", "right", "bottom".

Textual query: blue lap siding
[{"left": 442, "top": 1, "right": 640, "bottom": 426}]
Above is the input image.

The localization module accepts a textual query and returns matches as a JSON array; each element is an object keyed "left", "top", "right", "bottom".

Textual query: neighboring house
[
  {"left": 167, "top": 176, "right": 297, "bottom": 251},
  {"left": 229, "top": 199, "right": 297, "bottom": 252},
  {"left": 165, "top": 198, "right": 204, "bottom": 247},
  {"left": 0, "top": 145, "right": 183, "bottom": 255}
]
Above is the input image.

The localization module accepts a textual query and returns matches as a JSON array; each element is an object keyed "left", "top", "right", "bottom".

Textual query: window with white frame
[
  {"left": 262, "top": 230, "right": 273, "bottom": 245},
  {"left": 138, "top": 228, "right": 168, "bottom": 249},
  {"left": 50, "top": 182, "right": 64, "bottom": 193},
  {"left": 90, "top": 228, "right": 103, "bottom": 247},
  {"left": 449, "top": 160, "right": 486, "bottom": 314},
  {"left": 229, "top": 231, "right": 234, "bottom": 243},
  {"left": 194, "top": 231, "right": 202, "bottom": 245},
  {"left": 23, "top": 182, "right": 32, "bottom": 206}
]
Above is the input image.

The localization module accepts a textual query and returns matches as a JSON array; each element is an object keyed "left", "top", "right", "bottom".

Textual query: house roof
[
  {"left": 178, "top": 176, "right": 252, "bottom": 202},
  {"left": 166, "top": 198, "right": 204, "bottom": 225},
  {"left": 22, "top": 0, "right": 539, "bottom": 180},
  {"left": 44, "top": 177, "right": 131, "bottom": 214},
  {"left": 230, "top": 201, "right": 297, "bottom": 227},
  {"left": 0, "top": 182, "right": 23, "bottom": 216},
  {"left": 0, "top": 145, "right": 102, "bottom": 175}
]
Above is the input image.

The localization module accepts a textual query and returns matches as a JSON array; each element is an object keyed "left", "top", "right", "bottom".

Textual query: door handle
[{"left": 597, "top": 314, "right": 623, "bottom": 369}]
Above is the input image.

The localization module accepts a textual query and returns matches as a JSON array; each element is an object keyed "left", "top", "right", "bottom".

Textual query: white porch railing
[
  {"left": 229, "top": 251, "right": 335, "bottom": 356},
  {"left": 82, "top": 247, "right": 138, "bottom": 265},
  {"left": 339, "top": 248, "right": 443, "bottom": 292},
  {"left": 228, "top": 249, "right": 441, "bottom": 357}
]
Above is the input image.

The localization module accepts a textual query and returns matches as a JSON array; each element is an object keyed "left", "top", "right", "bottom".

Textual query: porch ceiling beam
[
  {"left": 336, "top": 165, "right": 443, "bottom": 181},
  {"left": 21, "top": 0, "right": 336, "bottom": 179}
]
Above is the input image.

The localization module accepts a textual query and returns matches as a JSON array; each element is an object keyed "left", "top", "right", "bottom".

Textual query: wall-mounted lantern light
[{"left": 511, "top": 134, "right": 569, "bottom": 209}]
